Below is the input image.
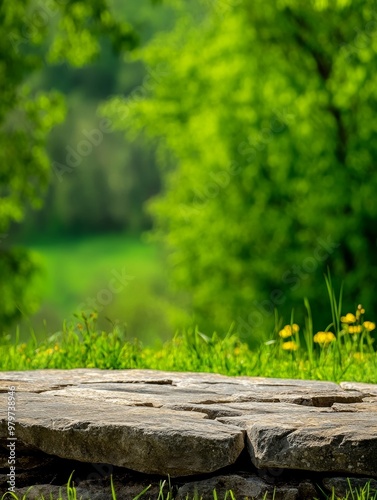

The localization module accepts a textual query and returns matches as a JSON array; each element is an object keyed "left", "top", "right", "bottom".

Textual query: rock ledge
[{"left": 0, "top": 369, "right": 376, "bottom": 499}]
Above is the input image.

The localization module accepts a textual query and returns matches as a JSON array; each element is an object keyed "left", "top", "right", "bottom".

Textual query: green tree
[
  {"left": 0, "top": 0, "right": 136, "bottom": 328},
  {"left": 11, "top": 1, "right": 175, "bottom": 242},
  {"left": 104, "top": 0, "right": 377, "bottom": 338}
]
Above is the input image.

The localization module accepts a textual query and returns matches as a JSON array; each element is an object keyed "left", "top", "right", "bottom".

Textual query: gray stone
[
  {"left": 164, "top": 401, "right": 332, "bottom": 420},
  {"left": 0, "top": 368, "right": 231, "bottom": 389},
  {"left": 41, "top": 379, "right": 363, "bottom": 409},
  {"left": 15, "top": 479, "right": 162, "bottom": 500},
  {"left": 0, "top": 369, "right": 376, "bottom": 489},
  {"left": 176, "top": 474, "right": 299, "bottom": 500},
  {"left": 0, "top": 370, "right": 363, "bottom": 406},
  {"left": 218, "top": 412, "right": 377, "bottom": 476},
  {"left": 297, "top": 481, "right": 318, "bottom": 500},
  {"left": 340, "top": 381, "right": 377, "bottom": 396},
  {"left": 322, "top": 476, "right": 377, "bottom": 497},
  {"left": 331, "top": 401, "right": 377, "bottom": 412},
  {"left": 14, "top": 485, "right": 68, "bottom": 500},
  {"left": 0, "top": 392, "right": 244, "bottom": 477}
]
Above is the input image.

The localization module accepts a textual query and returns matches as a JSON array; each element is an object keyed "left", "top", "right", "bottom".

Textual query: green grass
[
  {"left": 18, "top": 234, "right": 178, "bottom": 344},
  {"left": 2, "top": 270, "right": 377, "bottom": 380},
  {"left": 1, "top": 278, "right": 377, "bottom": 499},
  {"left": 1, "top": 307, "right": 376, "bottom": 382},
  {"left": 2, "top": 474, "right": 376, "bottom": 500},
  {"left": 30, "top": 234, "right": 157, "bottom": 306}
]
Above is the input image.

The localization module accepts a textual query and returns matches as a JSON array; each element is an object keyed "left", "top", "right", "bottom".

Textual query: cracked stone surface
[
  {"left": 0, "top": 369, "right": 376, "bottom": 497},
  {"left": 218, "top": 412, "right": 377, "bottom": 476}
]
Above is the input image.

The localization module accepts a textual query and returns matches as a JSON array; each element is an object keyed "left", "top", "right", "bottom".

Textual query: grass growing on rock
[{"left": 2, "top": 475, "right": 377, "bottom": 500}]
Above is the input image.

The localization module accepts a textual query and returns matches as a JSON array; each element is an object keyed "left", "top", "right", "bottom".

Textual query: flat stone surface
[
  {"left": 340, "top": 381, "right": 377, "bottom": 396},
  {"left": 163, "top": 401, "right": 336, "bottom": 420},
  {"left": 0, "top": 369, "right": 376, "bottom": 479},
  {"left": 332, "top": 401, "right": 377, "bottom": 412},
  {"left": 218, "top": 412, "right": 377, "bottom": 476},
  {"left": 0, "top": 392, "right": 243, "bottom": 476}
]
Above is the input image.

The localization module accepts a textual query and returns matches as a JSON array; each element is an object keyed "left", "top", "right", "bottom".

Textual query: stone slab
[
  {"left": 340, "top": 381, "right": 377, "bottom": 396},
  {"left": 322, "top": 476, "right": 377, "bottom": 497},
  {"left": 35, "top": 380, "right": 363, "bottom": 408},
  {"left": 0, "top": 392, "right": 244, "bottom": 477},
  {"left": 176, "top": 474, "right": 305, "bottom": 500},
  {"left": 218, "top": 412, "right": 377, "bottom": 476},
  {"left": 15, "top": 480, "right": 162, "bottom": 500},
  {"left": 164, "top": 401, "right": 333, "bottom": 419},
  {"left": 0, "top": 369, "right": 376, "bottom": 481}
]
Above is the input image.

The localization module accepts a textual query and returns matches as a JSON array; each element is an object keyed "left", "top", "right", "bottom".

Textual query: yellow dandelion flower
[
  {"left": 279, "top": 325, "right": 292, "bottom": 338},
  {"left": 313, "top": 331, "right": 336, "bottom": 344},
  {"left": 282, "top": 341, "right": 298, "bottom": 351},
  {"left": 363, "top": 321, "right": 376, "bottom": 331},
  {"left": 279, "top": 324, "right": 299, "bottom": 338},
  {"left": 348, "top": 325, "right": 363, "bottom": 334},
  {"left": 46, "top": 348, "right": 54, "bottom": 355},
  {"left": 234, "top": 347, "right": 241, "bottom": 356},
  {"left": 341, "top": 313, "right": 356, "bottom": 324}
]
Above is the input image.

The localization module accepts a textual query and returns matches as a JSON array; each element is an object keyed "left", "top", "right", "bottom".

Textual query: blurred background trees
[
  {"left": 1, "top": 0, "right": 140, "bottom": 327},
  {"left": 2, "top": 0, "right": 377, "bottom": 343},
  {"left": 1, "top": 0, "right": 176, "bottom": 340},
  {"left": 104, "top": 0, "right": 377, "bottom": 338}
]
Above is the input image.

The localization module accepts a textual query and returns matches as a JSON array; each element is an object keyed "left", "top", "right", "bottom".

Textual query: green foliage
[
  {"left": 13, "top": 1, "right": 176, "bottom": 240},
  {"left": 20, "top": 234, "right": 185, "bottom": 344},
  {"left": 0, "top": 0, "right": 137, "bottom": 329},
  {"left": 102, "top": 0, "right": 377, "bottom": 337},
  {"left": 0, "top": 248, "right": 43, "bottom": 326}
]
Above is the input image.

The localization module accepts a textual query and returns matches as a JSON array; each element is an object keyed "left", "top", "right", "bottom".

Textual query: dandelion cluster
[
  {"left": 279, "top": 304, "right": 375, "bottom": 353},
  {"left": 282, "top": 341, "right": 299, "bottom": 351},
  {"left": 341, "top": 304, "right": 375, "bottom": 335},
  {"left": 313, "top": 331, "right": 336, "bottom": 345},
  {"left": 279, "top": 324, "right": 299, "bottom": 338},
  {"left": 279, "top": 324, "right": 299, "bottom": 350}
]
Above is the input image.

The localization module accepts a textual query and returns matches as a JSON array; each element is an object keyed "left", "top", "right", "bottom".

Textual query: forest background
[{"left": 2, "top": 0, "right": 377, "bottom": 346}]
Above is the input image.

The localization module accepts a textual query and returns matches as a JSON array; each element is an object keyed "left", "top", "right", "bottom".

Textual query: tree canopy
[
  {"left": 0, "top": 0, "right": 136, "bottom": 326},
  {"left": 104, "top": 0, "right": 377, "bottom": 337}
]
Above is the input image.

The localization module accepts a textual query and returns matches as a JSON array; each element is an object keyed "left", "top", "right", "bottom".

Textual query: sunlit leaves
[
  {"left": 103, "top": 0, "right": 377, "bottom": 336},
  {"left": 0, "top": 0, "right": 137, "bottom": 328}
]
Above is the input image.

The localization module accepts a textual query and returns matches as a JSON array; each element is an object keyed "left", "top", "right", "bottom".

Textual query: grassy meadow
[
  {"left": 3, "top": 274, "right": 377, "bottom": 383},
  {"left": 16, "top": 234, "right": 175, "bottom": 345},
  {"left": 3, "top": 1, "right": 377, "bottom": 498}
]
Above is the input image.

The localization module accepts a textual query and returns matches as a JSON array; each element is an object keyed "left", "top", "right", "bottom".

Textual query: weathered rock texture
[{"left": 0, "top": 369, "right": 376, "bottom": 498}]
